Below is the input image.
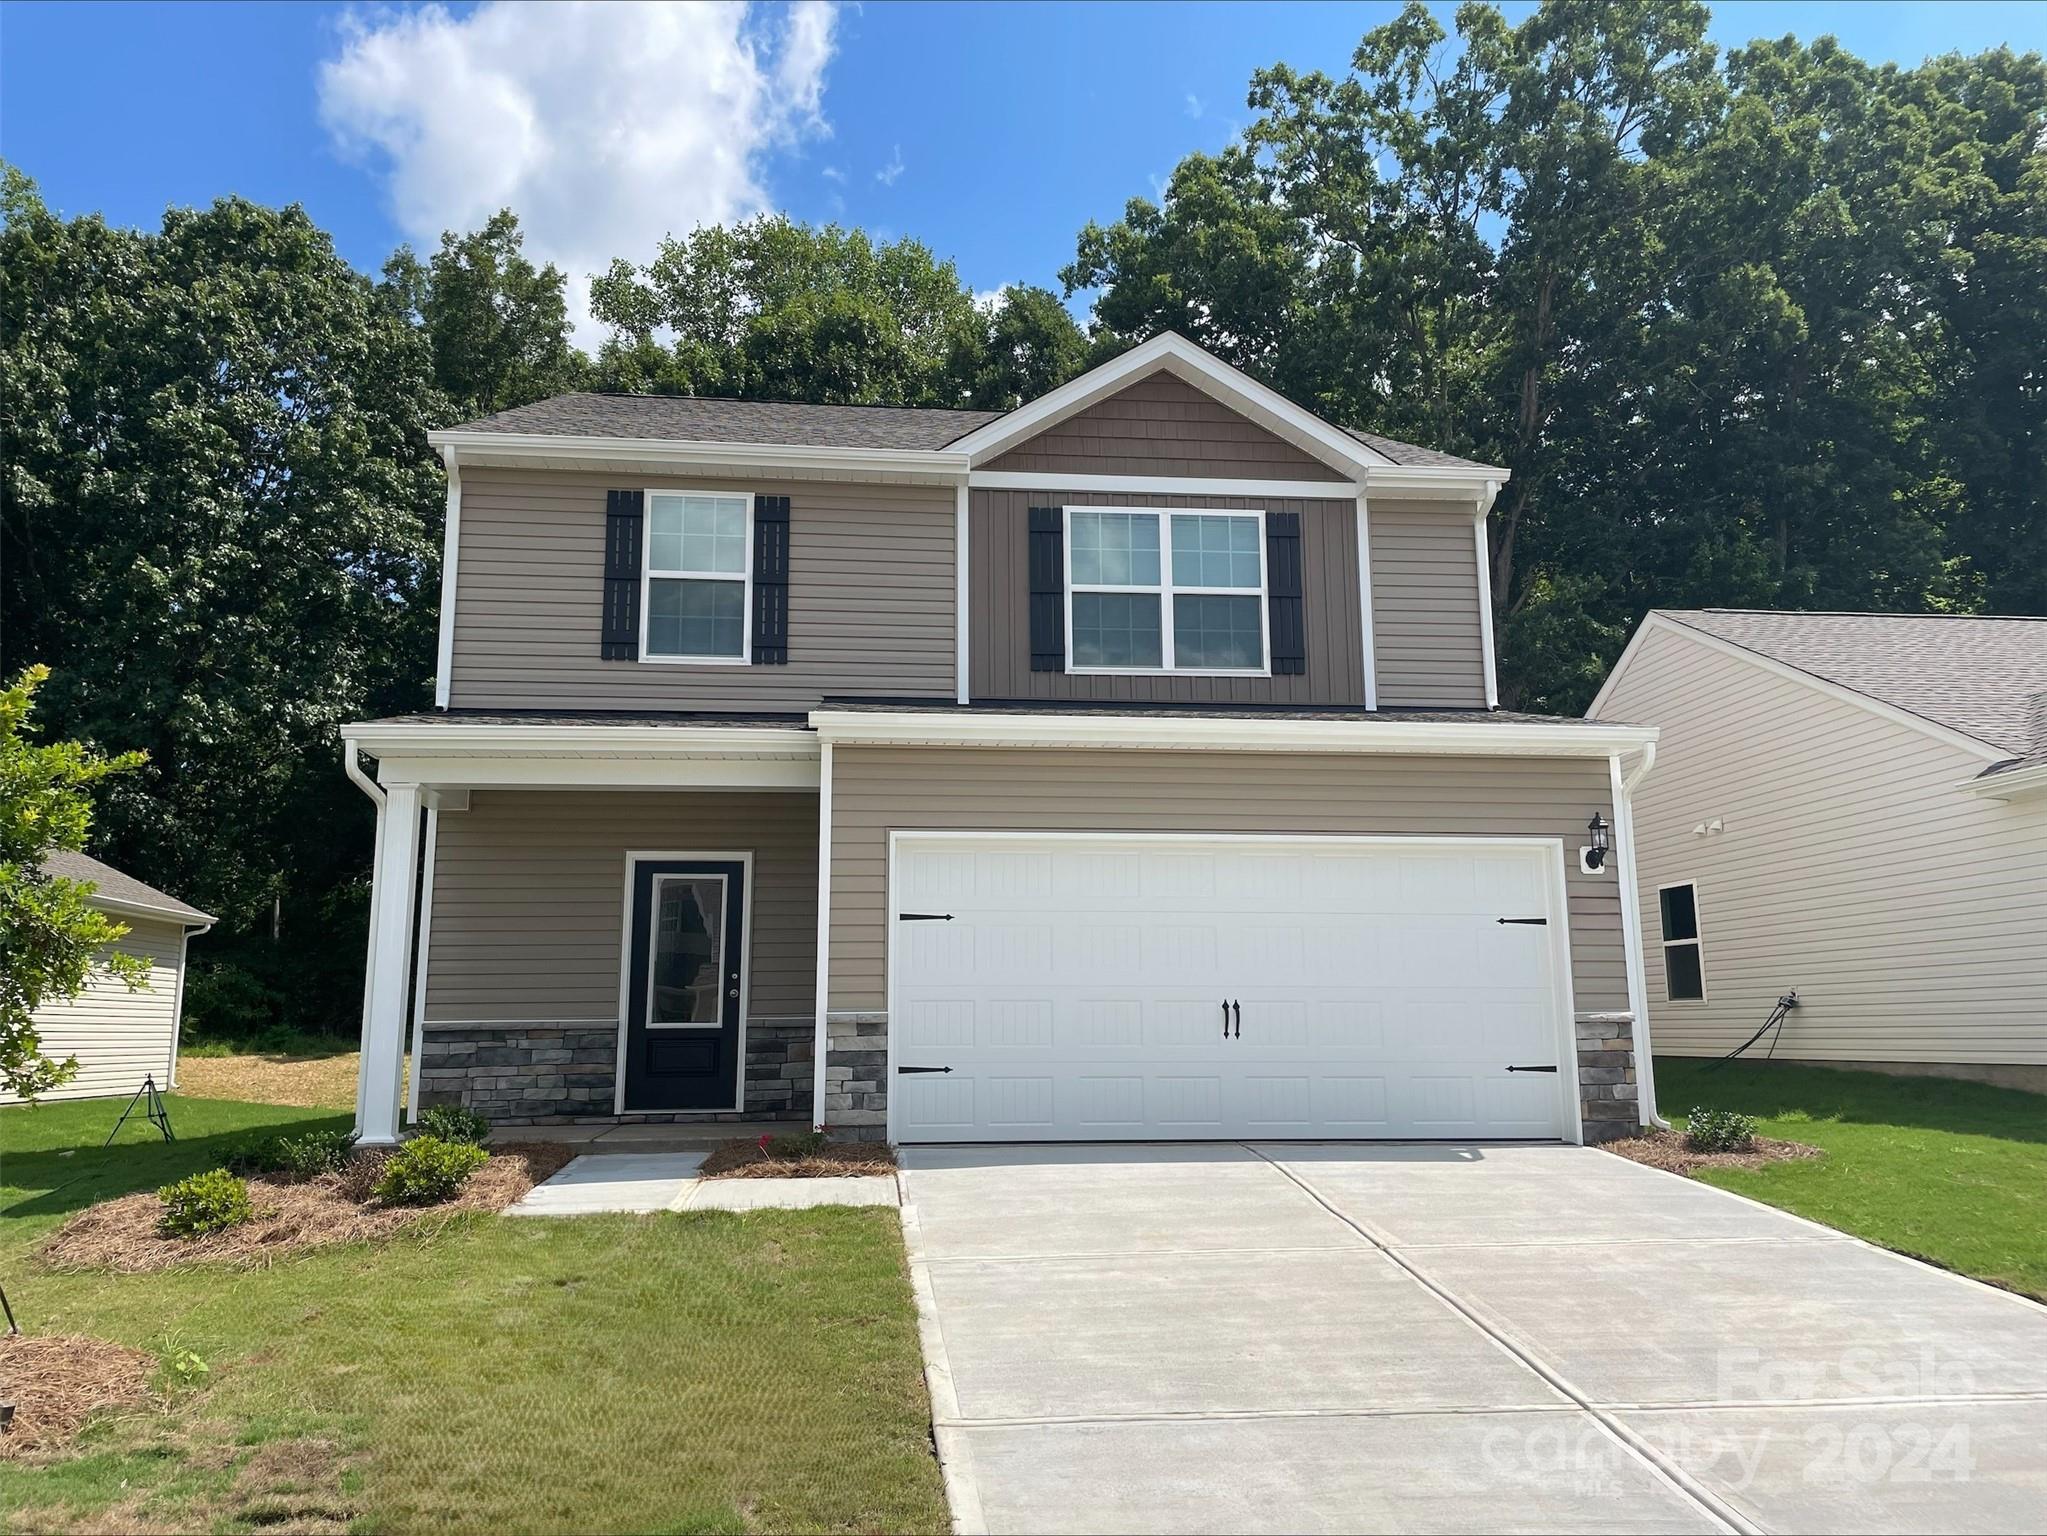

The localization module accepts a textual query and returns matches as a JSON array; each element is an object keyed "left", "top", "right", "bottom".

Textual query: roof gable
[{"left": 41, "top": 849, "right": 214, "bottom": 924}]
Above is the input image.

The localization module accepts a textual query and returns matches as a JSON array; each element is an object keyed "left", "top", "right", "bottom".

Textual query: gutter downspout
[
  {"left": 810, "top": 740, "right": 835, "bottom": 1132},
  {"left": 1611, "top": 743, "right": 1666, "bottom": 1128},
  {"left": 343, "top": 737, "right": 389, "bottom": 1131}
]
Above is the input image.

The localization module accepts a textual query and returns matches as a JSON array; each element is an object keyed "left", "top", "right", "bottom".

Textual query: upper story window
[
  {"left": 1066, "top": 508, "right": 1267, "bottom": 674},
  {"left": 644, "top": 492, "right": 750, "bottom": 662}
]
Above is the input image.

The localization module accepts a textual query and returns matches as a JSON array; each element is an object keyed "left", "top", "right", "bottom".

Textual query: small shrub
[
  {"left": 157, "top": 1169, "right": 253, "bottom": 1237},
  {"left": 229, "top": 1126, "right": 359, "bottom": 1180},
  {"left": 415, "top": 1103, "right": 491, "bottom": 1146},
  {"left": 1685, "top": 1106, "right": 1759, "bottom": 1153},
  {"left": 373, "top": 1135, "right": 488, "bottom": 1206}
]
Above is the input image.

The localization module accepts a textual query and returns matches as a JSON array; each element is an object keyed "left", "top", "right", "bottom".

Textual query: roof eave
[{"left": 430, "top": 428, "right": 972, "bottom": 483}]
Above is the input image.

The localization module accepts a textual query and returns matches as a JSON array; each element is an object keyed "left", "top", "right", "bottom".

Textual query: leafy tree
[
  {"left": 0, "top": 666, "right": 147, "bottom": 1100},
  {"left": 972, "top": 285, "right": 1090, "bottom": 410}
]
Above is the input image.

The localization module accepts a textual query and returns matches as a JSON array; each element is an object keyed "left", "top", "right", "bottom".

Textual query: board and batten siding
[
  {"left": 1369, "top": 504, "right": 1489, "bottom": 708},
  {"left": 826, "top": 747, "right": 1625, "bottom": 1020},
  {"left": 969, "top": 490, "right": 1366, "bottom": 705},
  {"left": 447, "top": 468, "right": 956, "bottom": 711},
  {"left": 423, "top": 790, "right": 819, "bottom": 1027},
  {"left": 1594, "top": 623, "right": 2047, "bottom": 1066},
  {"left": 9, "top": 915, "right": 188, "bottom": 1103},
  {"left": 982, "top": 370, "right": 1336, "bottom": 480}
]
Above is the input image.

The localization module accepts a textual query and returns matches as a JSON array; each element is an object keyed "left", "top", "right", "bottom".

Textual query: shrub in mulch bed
[
  {"left": 1603, "top": 1127, "right": 1822, "bottom": 1177},
  {"left": 38, "top": 1143, "right": 575, "bottom": 1273},
  {"left": 698, "top": 1132, "right": 897, "bottom": 1179},
  {"left": 0, "top": 1333, "right": 156, "bottom": 1458}
]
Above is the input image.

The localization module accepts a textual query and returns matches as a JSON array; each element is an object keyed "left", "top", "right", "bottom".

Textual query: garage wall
[
  {"left": 11, "top": 915, "right": 187, "bottom": 1103},
  {"left": 826, "top": 748, "right": 1626, "bottom": 1017}
]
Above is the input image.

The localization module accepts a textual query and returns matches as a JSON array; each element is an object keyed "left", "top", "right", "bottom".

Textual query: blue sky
[{"left": 4, "top": 2, "right": 2042, "bottom": 343}]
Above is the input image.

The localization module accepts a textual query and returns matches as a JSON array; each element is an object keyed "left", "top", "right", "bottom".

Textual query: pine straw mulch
[
  {"left": 37, "top": 1143, "right": 576, "bottom": 1274},
  {"left": 0, "top": 1333, "right": 156, "bottom": 1459},
  {"left": 698, "top": 1138, "right": 898, "bottom": 1179},
  {"left": 1603, "top": 1127, "right": 1823, "bottom": 1177}
]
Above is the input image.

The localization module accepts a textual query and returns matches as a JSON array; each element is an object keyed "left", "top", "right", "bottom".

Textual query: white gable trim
[{"left": 1588, "top": 612, "right": 2009, "bottom": 763}]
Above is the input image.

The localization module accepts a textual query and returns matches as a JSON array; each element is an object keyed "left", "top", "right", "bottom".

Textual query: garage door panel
[{"left": 891, "top": 836, "right": 1571, "bottom": 1143}]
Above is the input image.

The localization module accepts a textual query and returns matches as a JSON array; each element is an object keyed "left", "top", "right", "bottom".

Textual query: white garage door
[{"left": 889, "top": 835, "right": 1574, "bottom": 1143}]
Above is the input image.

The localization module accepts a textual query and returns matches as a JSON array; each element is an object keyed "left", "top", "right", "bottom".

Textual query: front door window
[{"left": 649, "top": 875, "right": 726, "bottom": 1026}]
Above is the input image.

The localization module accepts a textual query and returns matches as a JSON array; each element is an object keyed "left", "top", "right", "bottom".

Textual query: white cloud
[
  {"left": 318, "top": 0, "right": 839, "bottom": 347},
  {"left": 1184, "top": 91, "right": 1204, "bottom": 118},
  {"left": 972, "top": 285, "right": 1011, "bottom": 314},
  {"left": 821, "top": 164, "right": 847, "bottom": 183},
  {"left": 875, "top": 143, "right": 905, "bottom": 186}
]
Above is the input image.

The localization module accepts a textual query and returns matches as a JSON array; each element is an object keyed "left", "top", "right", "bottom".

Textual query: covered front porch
[{"left": 342, "top": 714, "right": 825, "bottom": 1144}]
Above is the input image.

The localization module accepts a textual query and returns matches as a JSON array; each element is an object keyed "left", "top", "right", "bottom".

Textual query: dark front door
[{"left": 623, "top": 859, "right": 746, "bottom": 1112}]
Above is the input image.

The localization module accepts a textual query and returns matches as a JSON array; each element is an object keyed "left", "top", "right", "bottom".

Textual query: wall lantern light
[{"left": 1583, "top": 812, "right": 1611, "bottom": 872}]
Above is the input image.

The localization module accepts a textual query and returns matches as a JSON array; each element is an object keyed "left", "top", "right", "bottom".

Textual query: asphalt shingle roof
[
  {"left": 41, "top": 849, "right": 213, "bottom": 924},
  {"left": 445, "top": 391, "right": 1490, "bottom": 468},
  {"left": 1663, "top": 610, "right": 2047, "bottom": 761}
]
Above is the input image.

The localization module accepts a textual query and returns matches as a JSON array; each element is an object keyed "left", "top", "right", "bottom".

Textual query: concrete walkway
[
  {"left": 506, "top": 1152, "right": 896, "bottom": 1215},
  {"left": 898, "top": 1142, "right": 2047, "bottom": 1535}
]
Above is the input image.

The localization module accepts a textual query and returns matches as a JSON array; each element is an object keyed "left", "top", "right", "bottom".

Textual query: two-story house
[{"left": 343, "top": 332, "right": 1660, "bottom": 1147}]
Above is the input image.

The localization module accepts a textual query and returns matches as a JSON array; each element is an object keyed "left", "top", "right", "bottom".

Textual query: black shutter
[
  {"left": 752, "top": 494, "right": 790, "bottom": 665},
  {"left": 1028, "top": 506, "right": 1065, "bottom": 672},
  {"left": 1266, "top": 510, "right": 1306, "bottom": 675},
  {"left": 602, "top": 489, "right": 644, "bottom": 661}
]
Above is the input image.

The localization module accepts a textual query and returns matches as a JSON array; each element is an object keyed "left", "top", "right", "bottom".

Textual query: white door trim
[
  {"left": 882, "top": 830, "right": 1583, "bottom": 1145},
  {"left": 613, "top": 849, "right": 755, "bottom": 1116}
]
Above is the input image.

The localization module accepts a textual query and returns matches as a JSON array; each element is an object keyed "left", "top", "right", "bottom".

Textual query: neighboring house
[
  {"left": 343, "top": 332, "right": 1660, "bottom": 1147},
  {"left": 9, "top": 850, "right": 215, "bottom": 1103},
  {"left": 1589, "top": 609, "right": 2047, "bottom": 1092}
]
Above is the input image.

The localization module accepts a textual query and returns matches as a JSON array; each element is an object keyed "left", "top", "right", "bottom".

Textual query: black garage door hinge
[
  {"left": 1497, "top": 917, "right": 1549, "bottom": 925},
  {"left": 898, "top": 912, "right": 955, "bottom": 922},
  {"left": 896, "top": 1065, "right": 953, "bottom": 1074},
  {"left": 1505, "top": 1064, "right": 1559, "bottom": 1073}
]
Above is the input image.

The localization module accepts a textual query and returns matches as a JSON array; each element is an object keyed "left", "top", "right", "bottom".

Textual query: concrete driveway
[{"left": 897, "top": 1142, "right": 2047, "bottom": 1535}]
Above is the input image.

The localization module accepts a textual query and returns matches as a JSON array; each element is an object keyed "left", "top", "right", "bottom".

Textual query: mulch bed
[
  {"left": 698, "top": 1138, "right": 897, "bottom": 1179},
  {"left": 37, "top": 1143, "right": 575, "bottom": 1274},
  {"left": 1603, "top": 1127, "right": 1822, "bottom": 1177},
  {"left": 0, "top": 1333, "right": 156, "bottom": 1459}
]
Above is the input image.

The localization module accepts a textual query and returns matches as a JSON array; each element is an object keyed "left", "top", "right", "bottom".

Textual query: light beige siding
[
  {"left": 983, "top": 371, "right": 1339, "bottom": 480},
  {"left": 969, "top": 490, "right": 1367, "bottom": 706},
  {"left": 448, "top": 469, "right": 955, "bottom": 711},
  {"left": 1370, "top": 505, "right": 1489, "bottom": 708},
  {"left": 11, "top": 916, "right": 187, "bottom": 1103},
  {"left": 423, "top": 790, "right": 819, "bottom": 1026},
  {"left": 827, "top": 747, "right": 1625, "bottom": 1016},
  {"left": 1595, "top": 623, "right": 2047, "bottom": 1066}
]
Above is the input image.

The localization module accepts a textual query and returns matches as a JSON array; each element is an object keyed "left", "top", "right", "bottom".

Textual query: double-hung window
[
  {"left": 1067, "top": 508, "right": 1267, "bottom": 673},
  {"left": 644, "top": 491, "right": 750, "bottom": 661},
  {"left": 1658, "top": 882, "right": 1706, "bottom": 1002}
]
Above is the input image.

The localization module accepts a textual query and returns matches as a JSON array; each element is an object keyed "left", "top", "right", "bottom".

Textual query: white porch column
[{"left": 356, "top": 781, "right": 421, "bottom": 1144}]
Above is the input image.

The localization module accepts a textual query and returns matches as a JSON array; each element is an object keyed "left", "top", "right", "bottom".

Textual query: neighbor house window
[
  {"left": 644, "top": 492, "right": 750, "bottom": 660},
  {"left": 1659, "top": 882, "right": 1706, "bottom": 1001},
  {"left": 1067, "top": 508, "right": 1266, "bottom": 673}
]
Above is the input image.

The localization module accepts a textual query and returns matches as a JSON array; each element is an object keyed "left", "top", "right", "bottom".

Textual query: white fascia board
[
  {"left": 946, "top": 332, "right": 1395, "bottom": 479},
  {"left": 342, "top": 720, "right": 819, "bottom": 759},
  {"left": 810, "top": 708, "right": 1657, "bottom": 758},
  {"left": 365, "top": 753, "right": 821, "bottom": 792},
  {"left": 427, "top": 428, "right": 970, "bottom": 484},
  {"left": 87, "top": 894, "right": 218, "bottom": 928},
  {"left": 1363, "top": 465, "right": 1512, "bottom": 500},
  {"left": 969, "top": 470, "right": 1358, "bottom": 500},
  {"left": 1590, "top": 613, "right": 2010, "bottom": 764},
  {"left": 1959, "top": 761, "right": 2047, "bottom": 800}
]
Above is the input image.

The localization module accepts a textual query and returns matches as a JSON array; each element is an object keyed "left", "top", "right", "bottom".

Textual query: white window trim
[
  {"left": 639, "top": 487, "right": 753, "bottom": 665},
  {"left": 643, "top": 871, "right": 733, "bottom": 1032},
  {"left": 1657, "top": 879, "right": 1708, "bottom": 1004},
  {"left": 1063, "top": 505, "right": 1272, "bottom": 677}
]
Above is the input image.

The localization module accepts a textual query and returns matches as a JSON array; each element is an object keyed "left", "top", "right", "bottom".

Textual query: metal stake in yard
[{"left": 103, "top": 1074, "right": 176, "bottom": 1147}]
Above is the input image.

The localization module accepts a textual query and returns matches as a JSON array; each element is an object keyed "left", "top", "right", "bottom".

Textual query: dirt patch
[
  {"left": 0, "top": 1333, "right": 156, "bottom": 1458},
  {"left": 1604, "top": 1128, "right": 1822, "bottom": 1177},
  {"left": 699, "top": 1138, "right": 897, "bottom": 1179},
  {"left": 174, "top": 1052, "right": 367, "bottom": 1110},
  {"left": 38, "top": 1143, "right": 575, "bottom": 1273}
]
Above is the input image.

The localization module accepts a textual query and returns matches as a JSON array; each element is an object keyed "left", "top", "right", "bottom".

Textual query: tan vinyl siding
[
  {"left": 448, "top": 469, "right": 955, "bottom": 710},
  {"left": 982, "top": 371, "right": 1341, "bottom": 480},
  {"left": 969, "top": 490, "right": 1366, "bottom": 705},
  {"left": 10, "top": 916, "right": 186, "bottom": 1103},
  {"left": 1595, "top": 623, "right": 2047, "bottom": 1066},
  {"left": 1370, "top": 504, "right": 1488, "bottom": 707},
  {"left": 826, "top": 748, "right": 1624, "bottom": 1016},
  {"left": 423, "top": 790, "right": 819, "bottom": 1026}
]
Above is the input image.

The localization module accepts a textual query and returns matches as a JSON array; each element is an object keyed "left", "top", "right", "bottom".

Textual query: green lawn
[
  {"left": 1655, "top": 1057, "right": 2047, "bottom": 1300},
  {"left": 1, "top": 1096, "right": 949, "bottom": 1534}
]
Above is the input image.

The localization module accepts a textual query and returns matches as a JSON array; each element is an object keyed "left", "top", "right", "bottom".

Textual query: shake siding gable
[
  {"left": 448, "top": 468, "right": 955, "bottom": 711},
  {"left": 1595, "top": 623, "right": 2047, "bottom": 1066}
]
